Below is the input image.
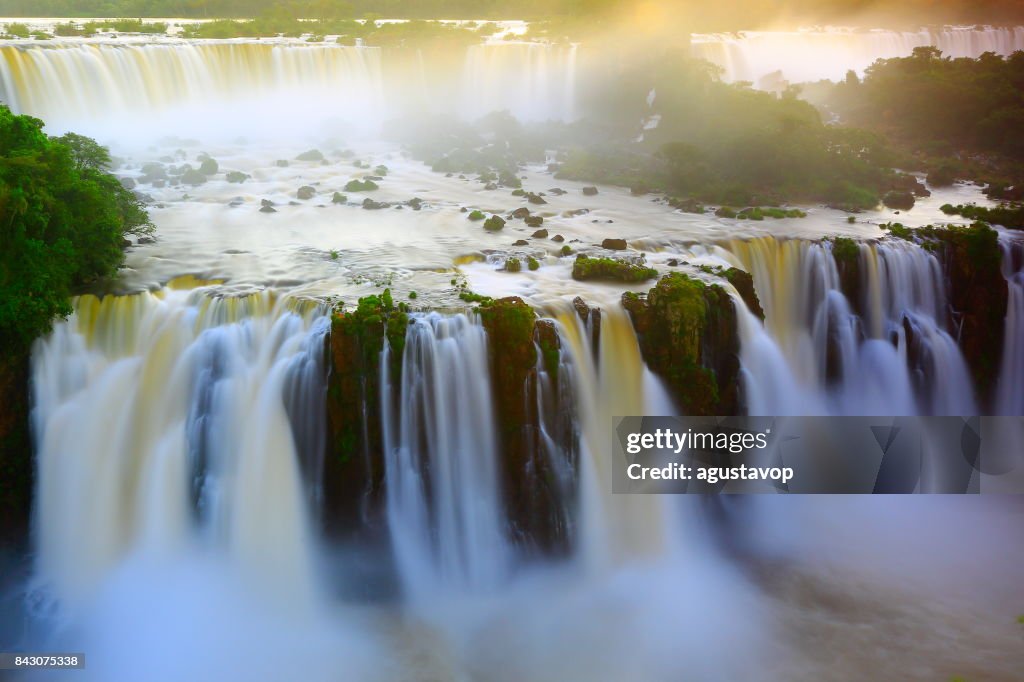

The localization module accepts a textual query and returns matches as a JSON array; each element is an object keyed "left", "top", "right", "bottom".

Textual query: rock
[
  {"left": 602, "top": 238, "right": 628, "bottom": 250},
  {"left": 137, "top": 235, "right": 156, "bottom": 244},
  {"left": 622, "top": 273, "right": 742, "bottom": 415},
  {"left": 511, "top": 189, "right": 526, "bottom": 197},
  {"left": 722, "top": 267, "right": 765, "bottom": 320},
  {"left": 505, "top": 257, "right": 522, "bottom": 272},
  {"left": 551, "top": 234, "right": 565, "bottom": 243},
  {"left": 344, "top": 179, "right": 379, "bottom": 192},
  {"left": 260, "top": 205, "right": 277, "bottom": 213},
  {"left": 882, "top": 190, "right": 915, "bottom": 211},
  {"left": 120, "top": 176, "right": 136, "bottom": 189},
  {"left": 275, "top": 159, "right": 289, "bottom": 167},
  {"left": 0, "top": 352, "right": 32, "bottom": 543},
  {"left": 324, "top": 291, "right": 407, "bottom": 535},
  {"left": 525, "top": 216, "right": 544, "bottom": 228},
  {"left": 547, "top": 188, "right": 567, "bottom": 195},
  {"left": 407, "top": 198, "right": 423, "bottom": 210},
  {"left": 527, "top": 192, "right": 547, "bottom": 205},
  {"left": 468, "top": 210, "right": 486, "bottom": 221},
  {"left": 484, "top": 215, "right": 506, "bottom": 232},
  {"left": 332, "top": 192, "right": 347, "bottom": 204},
  {"left": 531, "top": 228, "right": 549, "bottom": 238},
  {"left": 511, "top": 207, "right": 531, "bottom": 220},
  {"left": 296, "top": 149, "right": 324, "bottom": 162},
  {"left": 484, "top": 182, "right": 498, "bottom": 191},
  {"left": 667, "top": 259, "right": 679, "bottom": 267},
  {"left": 513, "top": 239, "right": 529, "bottom": 246},
  {"left": 582, "top": 186, "right": 598, "bottom": 196},
  {"left": 180, "top": 168, "right": 207, "bottom": 186},
  {"left": 226, "top": 171, "right": 249, "bottom": 183},
  {"left": 565, "top": 208, "right": 590, "bottom": 217},
  {"left": 572, "top": 255, "right": 657, "bottom": 283},
  {"left": 199, "top": 157, "right": 218, "bottom": 175},
  {"left": 297, "top": 186, "right": 316, "bottom": 200},
  {"left": 362, "top": 198, "right": 389, "bottom": 210}
]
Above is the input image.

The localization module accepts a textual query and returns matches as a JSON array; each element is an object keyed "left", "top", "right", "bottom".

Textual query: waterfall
[
  {"left": 30, "top": 288, "right": 327, "bottom": 607},
  {"left": 460, "top": 42, "right": 578, "bottom": 122},
  {"left": 997, "top": 238, "right": 1024, "bottom": 416},
  {"left": 691, "top": 26, "right": 1024, "bottom": 85},
  {"left": 381, "top": 313, "right": 510, "bottom": 601},
  {"left": 552, "top": 305, "right": 681, "bottom": 569},
  {"left": 0, "top": 40, "right": 580, "bottom": 139},
  {"left": 722, "top": 237, "right": 976, "bottom": 415}
]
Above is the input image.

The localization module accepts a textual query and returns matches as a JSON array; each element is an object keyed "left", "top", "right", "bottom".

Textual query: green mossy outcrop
[
  {"left": 324, "top": 290, "right": 407, "bottom": 535},
  {"left": 917, "top": 223, "right": 1007, "bottom": 406},
  {"left": 830, "top": 237, "right": 863, "bottom": 317},
  {"left": 478, "top": 297, "right": 570, "bottom": 554},
  {"left": 623, "top": 273, "right": 741, "bottom": 415},
  {"left": 571, "top": 255, "right": 657, "bottom": 283}
]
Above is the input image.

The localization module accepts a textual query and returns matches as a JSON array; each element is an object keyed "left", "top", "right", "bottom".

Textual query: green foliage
[
  {"left": 831, "top": 236, "right": 860, "bottom": 263},
  {"left": 0, "top": 106, "right": 151, "bottom": 350},
  {"left": 829, "top": 48, "right": 1024, "bottom": 160},
  {"left": 3, "top": 22, "right": 28, "bottom": 38},
  {"left": 939, "top": 202, "right": 1024, "bottom": 229},
  {"left": 571, "top": 255, "right": 657, "bottom": 283}
]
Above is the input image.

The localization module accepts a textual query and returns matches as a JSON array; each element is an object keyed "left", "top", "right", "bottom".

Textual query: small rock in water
[
  {"left": 548, "top": 188, "right": 567, "bottom": 195},
  {"left": 531, "top": 228, "right": 549, "bottom": 238},
  {"left": 552, "top": 234, "right": 565, "bottom": 243},
  {"left": 582, "top": 186, "right": 598, "bottom": 196},
  {"left": 297, "top": 186, "right": 316, "bottom": 200},
  {"left": 260, "top": 205, "right": 277, "bottom": 213},
  {"left": 120, "top": 176, "right": 136, "bottom": 189},
  {"left": 525, "top": 215, "right": 544, "bottom": 228},
  {"left": 527, "top": 192, "right": 547, "bottom": 205},
  {"left": 261, "top": 199, "right": 275, "bottom": 208},
  {"left": 511, "top": 207, "right": 531, "bottom": 220},
  {"left": 275, "top": 159, "right": 289, "bottom": 167},
  {"left": 513, "top": 239, "right": 529, "bottom": 246},
  {"left": 332, "top": 192, "right": 347, "bottom": 204},
  {"left": 362, "top": 198, "right": 390, "bottom": 210},
  {"left": 296, "top": 149, "right": 324, "bottom": 162},
  {"left": 407, "top": 197, "right": 424, "bottom": 210},
  {"left": 667, "top": 259, "right": 679, "bottom": 267},
  {"left": 602, "top": 238, "right": 628, "bottom": 250}
]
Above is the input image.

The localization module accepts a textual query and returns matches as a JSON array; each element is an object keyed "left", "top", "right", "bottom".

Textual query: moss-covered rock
[
  {"left": 917, "top": 223, "right": 1007, "bottom": 406},
  {"left": 883, "top": 190, "right": 915, "bottom": 210},
  {"left": 226, "top": 171, "right": 249, "bottom": 183},
  {"left": 572, "top": 255, "right": 657, "bottom": 283},
  {"left": 623, "top": 273, "right": 741, "bottom": 415},
  {"left": 722, "top": 267, "right": 764, "bottom": 320},
  {"left": 344, "top": 178, "right": 379, "bottom": 192},
  {"left": 296, "top": 149, "right": 324, "bottom": 162},
  {"left": 324, "top": 290, "right": 408, "bottom": 536},
  {"left": 830, "top": 237, "right": 863, "bottom": 316},
  {"left": 484, "top": 215, "right": 506, "bottom": 232}
]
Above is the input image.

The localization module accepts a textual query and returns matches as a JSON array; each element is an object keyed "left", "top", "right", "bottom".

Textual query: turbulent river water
[{"left": 2, "top": 25, "right": 1024, "bottom": 682}]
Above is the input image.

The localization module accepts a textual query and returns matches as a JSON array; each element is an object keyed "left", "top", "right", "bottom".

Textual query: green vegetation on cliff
[{"left": 0, "top": 107, "right": 152, "bottom": 351}]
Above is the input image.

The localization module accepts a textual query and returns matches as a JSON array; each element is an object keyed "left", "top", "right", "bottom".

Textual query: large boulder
[{"left": 622, "top": 273, "right": 742, "bottom": 415}]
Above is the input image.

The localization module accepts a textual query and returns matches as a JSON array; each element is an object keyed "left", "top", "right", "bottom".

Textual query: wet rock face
[
  {"left": 928, "top": 224, "right": 1008, "bottom": 407},
  {"left": 473, "top": 298, "right": 571, "bottom": 554},
  {"left": 0, "top": 352, "right": 31, "bottom": 546},
  {"left": 324, "top": 291, "right": 407, "bottom": 537},
  {"left": 623, "top": 273, "right": 742, "bottom": 415},
  {"left": 723, "top": 267, "right": 764, "bottom": 321}
]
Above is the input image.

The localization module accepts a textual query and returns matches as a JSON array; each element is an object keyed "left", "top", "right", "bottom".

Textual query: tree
[{"left": 0, "top": 106, "right": 151, "bottom": 349}]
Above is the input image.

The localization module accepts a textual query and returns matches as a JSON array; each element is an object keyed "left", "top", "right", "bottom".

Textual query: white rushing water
[
  {"left": 721, "top": 237, "right": 976, "bottom": 415},
  {"left": 691, "top": 25, "right": 1024, "bottom": 85},
  {"left": 381, "top": 313, "right": 510, "bottom": 601}
]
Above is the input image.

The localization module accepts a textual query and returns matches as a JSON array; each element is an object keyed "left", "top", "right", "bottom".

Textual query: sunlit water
[{"left": 2, "top": 29, "right": 1023, "bottom": 682}]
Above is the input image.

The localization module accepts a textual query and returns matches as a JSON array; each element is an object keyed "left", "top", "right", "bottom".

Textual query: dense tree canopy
[
  {"left": 829, "top": 47, "right": 1024, "bottom": 159},
  {"left": 0, "top": 106, "right": 151, "bottom": 349}
]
